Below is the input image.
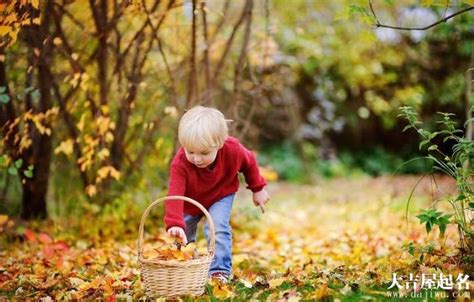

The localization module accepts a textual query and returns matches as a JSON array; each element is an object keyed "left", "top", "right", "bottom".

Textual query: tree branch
[
  {"left": 207, "top": 0, "right": 231, "bottom": 46},
  {"left": 369, "top": 2, "right": 474, "bottom": 31},
  {"left": 230, "top": 0, "right": 253, "bottom": 123},
  {"left": 143, "top": 4, "right": 178, "bottom": 109},
  {"left": 89, "top": 0, "right": 109, "bottom": 106},
  {"left": 201, "top": 0, "right": 212, "bottom": 106},
  {"left": 186, "top": 0, "right": 198, "bottom": 107},
  {"left": 212, "top": 0, "right": 251, "bottom": 85}
]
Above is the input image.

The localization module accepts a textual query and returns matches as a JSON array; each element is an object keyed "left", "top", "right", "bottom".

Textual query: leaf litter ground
[{"left": 1, "top": 175, "right": 471, "bottom": 301}]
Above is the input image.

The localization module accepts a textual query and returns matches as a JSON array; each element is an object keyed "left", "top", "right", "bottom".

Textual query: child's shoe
[{"left": 210, "top": 272, "right": 230, "bottom": 284}]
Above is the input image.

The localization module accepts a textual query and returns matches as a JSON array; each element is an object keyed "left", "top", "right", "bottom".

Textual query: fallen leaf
[
  {"left": 0, "top": 215, "right": 8, "bottom": 226},
  {"left": 268, "top": 277, "right": 285, "bottom": 288},
  {"left": 38, "top": 233, "right": 53, "bottom": 244},
  {"left": 24, "top": 228, "right": 36, "bottom": 242}
]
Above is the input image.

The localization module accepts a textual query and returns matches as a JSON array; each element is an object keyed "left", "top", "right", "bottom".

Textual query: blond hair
[{"left": 178, "top": 106, "right": 229, "bottom": 150}]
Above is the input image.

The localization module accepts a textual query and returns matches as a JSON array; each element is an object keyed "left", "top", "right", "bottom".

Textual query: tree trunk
[{"left": 20, "top": 0, "right": 55, "bottom": 219}]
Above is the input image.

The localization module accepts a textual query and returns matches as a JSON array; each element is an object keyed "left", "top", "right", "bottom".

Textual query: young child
[{"left": 164, "top": 106, "right": 270, "bottom": 283}]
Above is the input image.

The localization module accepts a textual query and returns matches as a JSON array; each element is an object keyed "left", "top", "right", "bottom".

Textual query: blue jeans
[{"left": 184, "top": 193, "right": 234, "bottom": 275}]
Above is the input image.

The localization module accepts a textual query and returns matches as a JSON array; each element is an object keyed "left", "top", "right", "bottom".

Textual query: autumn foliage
[{"left": 2, "top": 177, "right": 473, "bottom": 300}]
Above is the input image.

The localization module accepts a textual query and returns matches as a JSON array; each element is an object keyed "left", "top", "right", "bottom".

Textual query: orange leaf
[
  {"left": 24, "top": 228, "right": 36, "bottom": 242},
  {"left": 106, "top": 293, "right": 116, "bottom": 302},
  {"left": 38, "top": 233, "right": 53, "bottom": 244},
  {"left": 43, "top": 245, "right": 55, "bottom": 258},
  {"left": 54, "top": 241, "right": 69, "bottom": 251},
  {"left": 55, "top": 256, "right": 64, "bottom": 269}
]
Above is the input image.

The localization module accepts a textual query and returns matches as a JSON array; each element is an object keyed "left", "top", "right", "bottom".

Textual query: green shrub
[{"left": 399, "top": 106, "right": 474, "bottom": 255}]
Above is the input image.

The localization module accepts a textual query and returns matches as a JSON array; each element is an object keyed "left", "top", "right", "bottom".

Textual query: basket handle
[{"left": 137, "top": 195, "right": 215, "bottom": 262}]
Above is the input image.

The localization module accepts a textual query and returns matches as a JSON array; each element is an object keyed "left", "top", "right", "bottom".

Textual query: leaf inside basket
[{"left": 142, "top": 235, "right": 201, "bottom": 261}]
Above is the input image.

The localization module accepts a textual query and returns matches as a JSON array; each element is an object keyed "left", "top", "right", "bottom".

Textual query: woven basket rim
[{"left": 140, "top": 254, "right": 213, "bottom": 267}]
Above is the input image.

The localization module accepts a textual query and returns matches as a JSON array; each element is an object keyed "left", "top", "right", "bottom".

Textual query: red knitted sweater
[{"left": 164, "top": 136, "right": 267, "bottom": 230}]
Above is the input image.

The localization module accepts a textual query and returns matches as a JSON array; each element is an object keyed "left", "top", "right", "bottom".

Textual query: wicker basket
[{"left": 138, "top": 195, "right": 215, "bottom": 297}]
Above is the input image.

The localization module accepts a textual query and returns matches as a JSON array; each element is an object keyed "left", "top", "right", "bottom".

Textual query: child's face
[{"left": 184, "top": 147, "right": 219, "bottom": 168}]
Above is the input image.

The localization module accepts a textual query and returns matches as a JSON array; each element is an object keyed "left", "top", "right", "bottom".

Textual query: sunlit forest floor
[{"left": 1, "top": 175, "right": 472, "bottom": 301}]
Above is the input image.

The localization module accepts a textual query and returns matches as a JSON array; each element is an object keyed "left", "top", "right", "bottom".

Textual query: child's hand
[
  {"left": 167, "top": 227, "right": 187, "bottom": 245},
  {"left": 253, "top": 189, "right": 270, "bottom": 213}
]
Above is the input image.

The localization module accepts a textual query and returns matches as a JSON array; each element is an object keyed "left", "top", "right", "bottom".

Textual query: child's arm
[
  {"left": 239, "top": 143, "right": 270, "bottom": 211},
  {"left": 164, "top": 163, "right": 187, "bottom": 237}
]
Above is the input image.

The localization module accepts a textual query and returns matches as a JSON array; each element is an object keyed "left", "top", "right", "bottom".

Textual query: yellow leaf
[
  {"left": 211, "top": 282, "right": 234, "bottom": 299},
  {"left": 259, "top": 166, "right": 278, "bottom": 182},
  {"left": 77, "top": 114, "right": 86, "bottom": 131},
  {"left": 110, "top": 168, "right": 120, "bottom": 180},
  {"left": 4, "top": 15, "right": 17, "bottom": 25},
  {"left": 0, "top": 215, "right": 8, "bottom": 226},
  {"left": 311, "top": 284, "right": 329, "bottom": 299},
  {"left": 31, "top": 0, "right": 39, "bottom": 9},
  {"left": 105, "top": 132, "right": 114, "bottom": 143},
  {"left": 164, "top": 106, "right": 178, "bottom": 117},
  {"left": 69, "top": 73, "right": 81, "bottom": 88},
  {"left": 53, "top": 37, "right": 62, "bottom": 46},
  {"left": 0, "top": 25, "right": 12, "bottom": 36},
  {"left": 55, "top": 139, "right": 74, "bottom": 156},
  {"left": 96, "top": 116, "right": 110, "bottom": 135},
  {"left": 49, "top": 106, "right": 59, "bottom": 116},
  {"left": 32, "top": 18, "right": 41, "bottom": 25},
  {"left": 85, "top": 185, "right": 97, "bottom": 197},
  {"left": 97, "top": 166, "right": 110, "bottom": 180},
  {"left": 100, "top": 105, "right": 109, "bottom": 115},
  {"left": 268, "top": 277, "right": 285, "bottom": 288},
  {"left": 98, "top": 148, "right": 110, "bottom": 160},
  {"left": 71, "top": 53, "right": 79, "bottom": 61},
  {"left": 97, "top": 166, "right": 121, "bottom": 181},
  {"left": 143, "top": 249, "right": 160, "bottom": 259},
  {"left": 8, "top": 28, "right": 18, "bottom": 43}
]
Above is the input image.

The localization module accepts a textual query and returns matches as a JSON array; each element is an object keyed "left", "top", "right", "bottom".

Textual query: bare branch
[
  {"left": 186, "top": 0, "right": 198, "bottom": 107},
  {"left": 89, "top": 0, "right": 109, "bottom": 106},
  {"left": 208, "top": 0, "right": 231, "bottom": 46},
  {"left": 50, "top": 80, "right": 90, "bottom": 189},
  {"left": 443, "top": 0, "right": 450, "bottom": 19},
  {"left": 51, "top": 7, "right": 84, "bottom": 73},
  {"left": 231, "top": 0, "right": 253, "bottom": 122},
  {"left": 213, "top": 0, "right": 252, "bottom": 84},
  {"left": 201, "top": 0, "right": 212, "bottom": 106},
  {"left": 54, "top": 3, "right": 94, "bottom": 35},
  {"left": 370, "top": 3, "right": 474, "bottom": 31},
  {"left": 143, "top": 4, "right": 178, "bottom": 109}
]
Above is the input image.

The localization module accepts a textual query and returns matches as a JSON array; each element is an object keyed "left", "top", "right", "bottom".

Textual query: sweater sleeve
[
  {"left": 164, "top": 161, "right": 187, "bottom": 230},
  {"left": 239, "top": 143, "right": 267, "bottom": 192}
]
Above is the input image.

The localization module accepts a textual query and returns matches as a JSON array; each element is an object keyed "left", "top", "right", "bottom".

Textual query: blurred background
[{"left": 0, "top": 0, "right": 473, "bottom": 223}]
